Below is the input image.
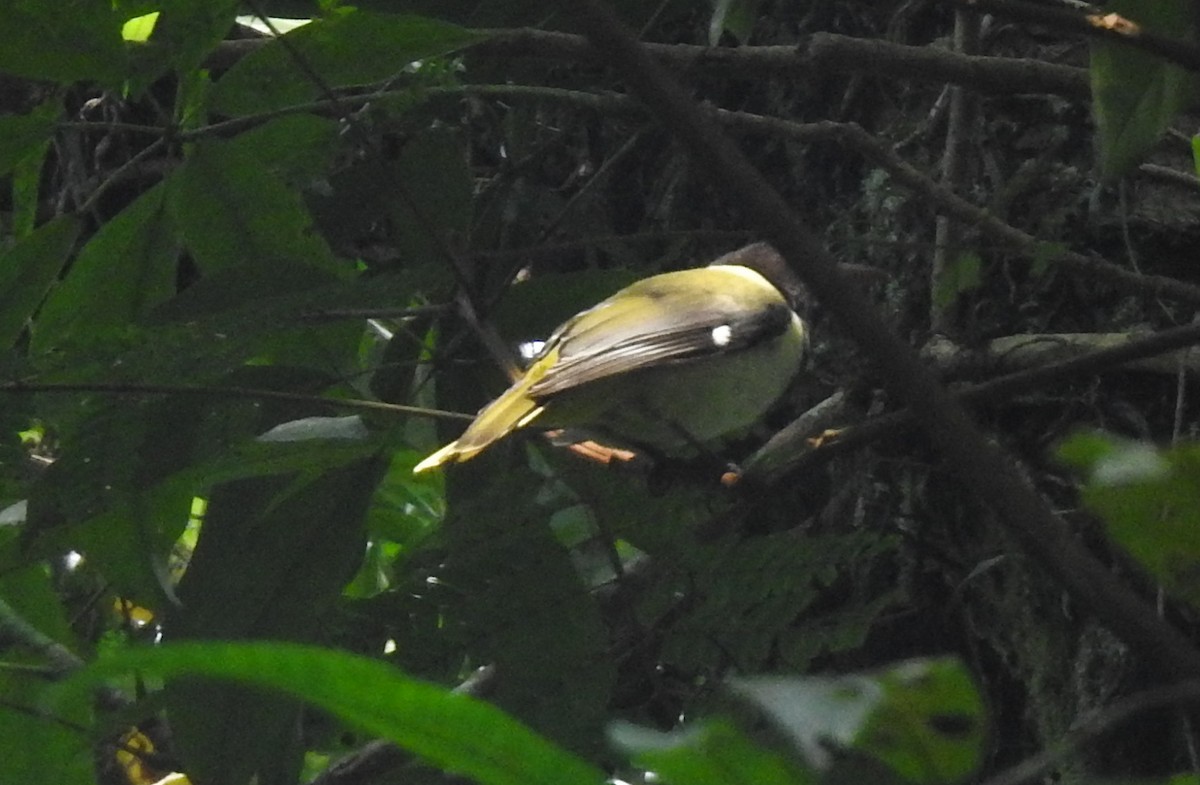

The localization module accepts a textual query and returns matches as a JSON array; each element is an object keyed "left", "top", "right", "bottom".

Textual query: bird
[{"left": 413, "top": 243, "right": 808, "bottom": 473}]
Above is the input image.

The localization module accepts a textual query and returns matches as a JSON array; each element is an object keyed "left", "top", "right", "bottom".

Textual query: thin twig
[{"left": 0, "top": 381, "right": 472, "bottom": 421}]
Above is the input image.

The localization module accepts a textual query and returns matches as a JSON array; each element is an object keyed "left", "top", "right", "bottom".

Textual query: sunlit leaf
[
  {"left": 611, "top": 719, "right": 814, "bottom": 785},
  {"left": 121, "top": 11, "right": 159, "bottom": 42},
  {"left": 48, "top": 641, "right": 606, "bottom": 785}
]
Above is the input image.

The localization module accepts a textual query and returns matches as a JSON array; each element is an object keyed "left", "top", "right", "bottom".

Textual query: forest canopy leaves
[
  {"left": 0, "top": 2, "right": 126, "bottom": 86},
  {"left": 209, "top": 10, "right": 487, "bottom": 115}
]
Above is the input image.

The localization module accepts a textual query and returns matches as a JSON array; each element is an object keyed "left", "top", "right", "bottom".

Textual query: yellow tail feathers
[{"left": 413, "top": 382, "right": 545, "bottom": 473}]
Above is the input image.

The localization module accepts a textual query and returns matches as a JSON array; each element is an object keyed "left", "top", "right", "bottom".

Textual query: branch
[
  {"left": 749, "top": 321, "right": 1200, "bottom": 481},
  {"left": 205, "top": 27, "right": 1088, "bottom": 98},
  {"left": 980, "top": 679, "right": 1200, "bottom": 785},
  {"left": 573, "top": 0, "right": 1200, "bottom": 680},
  {"left": 0, "top": 381, "right": 472, "bottom": 422},
  {"left": 945, "top": 0, "right": 1200, "bottom": 74}
]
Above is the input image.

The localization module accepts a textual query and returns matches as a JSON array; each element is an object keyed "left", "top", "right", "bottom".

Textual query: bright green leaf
[
  {"left": 209, "top": 10, "right": 487, "bottom": 115},
  {"left": 48, "top": 641, "right": 606, "bottom": 785},
  {"left": 611, "top": 719, "right": 814, "bottom": 785},
  {"left": 1091, "top": 0, "right": 1195, "bottom": 178},
  {"left": 121, "top": 11, "right": 159, "bottom": 41},
  {"left": 0, "top": 216, "right": 81, "bottom": 348}
]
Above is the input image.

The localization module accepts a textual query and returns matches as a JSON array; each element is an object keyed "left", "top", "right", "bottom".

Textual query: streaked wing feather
[{"left": 529, "top": 290, "right": 792, "bottom": 397}]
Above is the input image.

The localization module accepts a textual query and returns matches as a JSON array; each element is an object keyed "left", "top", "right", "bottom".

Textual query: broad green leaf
[
  {"left": 435, "top": 467, "right": 616, "bottom": 755},
  {"left": 1, "top": 660, "right": 93, "bottom": 785},
  {"left": 231, "top": 114, "right": 339, "bottom": 182},
  {"left": 165, "top": 457, "right": 385, "bottom": 785},
  {"left": 0, "top": 2, "right": 126, "bottom": 86},
  {"left": 0, "top": 216, "right": 81, "bottom": 348},
  {"left": 33, "top": 182, "right": 178, "bottom": 353},
  {"left": 1091, "top": 0, "right": 1195, "bottom": 178},
  {"left": 0, "top": 532, "right": 76, "bottom": 649},
  {"left": 731, "top": 657, "right": 984, "bottom": 783},
  {"left": 171, "top": 139, "right": 343, "bottom": 275},
  {"left": 1060, "top": 432, "right": 1200, "bottom": 608},
  {"left": 48, "top": 641, "right": 606, "bottom": 785},
  {"left": 5, "top": 101, "right": 60, "bottom": 238},
  {"left": 0, "top": 107, "right": 57, "bottom": 179},
  {"left": 209, "top": 10, "right": 487, "bottom": 115},
  {"left": 611, "top": 719, "right": 814, "bottom": 785}
]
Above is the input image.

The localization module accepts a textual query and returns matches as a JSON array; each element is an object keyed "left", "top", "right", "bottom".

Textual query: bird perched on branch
[{"left": 414, "top": 243, "right": 808, "bottom": 473}]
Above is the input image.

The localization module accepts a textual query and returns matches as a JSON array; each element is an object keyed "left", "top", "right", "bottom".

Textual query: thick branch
[
  {"left": 206, "top": 28, "right": 1088, "bottom": 98},
  {"left": 574, "top": 0, "right": 1200, "bottom": 680}
]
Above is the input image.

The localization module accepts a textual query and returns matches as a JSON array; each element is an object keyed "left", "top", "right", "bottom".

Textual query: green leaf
[
  {"left": 932, "top": 251, "right": 982, "bottom": 310},
  {"left": 209, "top": 10, "right": 487, "bottom": 115},
  {"left": 0, "top": 1, "right": 127, "bottom": 86},
  {"left": 709, "top": 0, "right": 762, "bottom": 44},
  {"left": 171, "top": 139, "right": 343, "bottom": 275},
  {"left": 33, "top": 182, "right": 178, "bottom": 354},
  {"left": 0, "top": 216, "right": 81, "bottom": 348},
  {"left": 123, "top": 1, "right": 238, "bottom": 92},
  {"left": 1090, "top": 0, "right": 1195, "bottom": 178},
  {"left": 1, "top": 658, "right": 93, "bottom": 785},
  {"left": 165, "top": 456, "right": 386, "bottom": 785},
  {"left": 231, "top": 114, "right": 340, "bottom": 182},
  {"left": 385, "top": 130, "right": 475, "bottom": 266},
  {"left": 0, "top": 107, "right": 57, "bottom": 179},
  {"left": 436, "top": 468, "right": 616, "bottom": 755},
  {"left": 611, "top": 719, "right": 814, "bottom": 785},
  {"left": 731, "top": 657, "right": 985, "bottom": 783},
  {"left": 1059, "top": 431, "right": 1200, "bottom": 608},
  {"left": 48, "top": 641, "right": 606, "bottom": 785},
  {"left": 121, "top": 11, "right": 159, "bottom": 41}
]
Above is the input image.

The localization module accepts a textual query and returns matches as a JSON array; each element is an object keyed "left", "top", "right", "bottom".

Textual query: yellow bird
[{"left": 414, "top": 243, "right": 807, "bottom": 472}]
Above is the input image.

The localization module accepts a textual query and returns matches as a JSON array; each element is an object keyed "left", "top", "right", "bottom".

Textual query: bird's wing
[{"left": 528, "top": 271, "right": 795, "bottom": 397}]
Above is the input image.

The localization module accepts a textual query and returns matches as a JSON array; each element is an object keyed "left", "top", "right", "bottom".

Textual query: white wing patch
[{"left": 710, "top": 324, "right": 733, "bottom": 347}]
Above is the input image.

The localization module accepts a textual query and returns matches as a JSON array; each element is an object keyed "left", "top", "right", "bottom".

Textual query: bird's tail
[{"left": 412, "top": 379, "right": 545, "bottom": 473}]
